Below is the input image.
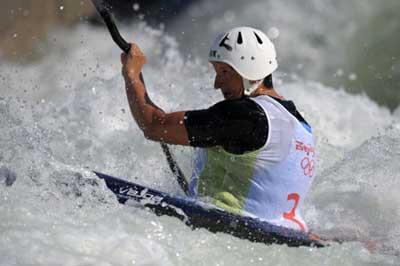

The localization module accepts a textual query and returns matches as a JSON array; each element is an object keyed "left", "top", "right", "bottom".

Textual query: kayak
[{"left": 94, "top": 171, "right": 324, "bottom": 247}]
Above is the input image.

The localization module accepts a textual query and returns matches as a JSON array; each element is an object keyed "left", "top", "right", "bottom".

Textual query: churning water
[{"left": 1, "top": 1, "right": 400, "bottom": 265}]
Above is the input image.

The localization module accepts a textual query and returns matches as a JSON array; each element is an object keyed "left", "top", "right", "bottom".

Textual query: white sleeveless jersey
[{"left": 189, "top": 95, "right": 316, "bottom": 232}]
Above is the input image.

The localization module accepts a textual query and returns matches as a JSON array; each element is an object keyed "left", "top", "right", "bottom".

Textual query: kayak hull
[{"left": 94, "top": 171, "right": 323, "bottom": 247}]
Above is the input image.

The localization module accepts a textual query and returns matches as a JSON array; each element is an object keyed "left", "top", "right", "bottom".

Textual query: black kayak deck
[{"left": 94, "top": 171, "right": 324, "bottom": 247}]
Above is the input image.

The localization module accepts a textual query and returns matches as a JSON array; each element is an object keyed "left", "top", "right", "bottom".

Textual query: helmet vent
[
  {"left": 219, "top": 33, "right": 233, "bottom": 51},
  {"left": 254, "top": 32, "right": 263, "bottom": 44},
  {"left": 237, "top": 32, "right": 243, "bottom": 44}
]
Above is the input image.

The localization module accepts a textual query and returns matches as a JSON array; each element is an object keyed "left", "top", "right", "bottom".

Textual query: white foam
[{"left": 1, "top": 19, "right": 399, "bottom": 266}]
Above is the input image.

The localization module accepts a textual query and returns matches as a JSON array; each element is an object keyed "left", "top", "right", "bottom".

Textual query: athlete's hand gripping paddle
[{"left": 90, "top": 0, "right": 189, "bottom": 195}]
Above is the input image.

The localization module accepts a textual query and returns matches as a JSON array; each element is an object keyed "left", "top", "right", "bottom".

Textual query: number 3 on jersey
[{"left": 283, "top": 193, "right": 305, "bottom": 232}]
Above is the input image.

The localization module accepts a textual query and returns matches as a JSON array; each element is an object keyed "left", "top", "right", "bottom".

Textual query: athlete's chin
[{"left": 222, "top": 92, "right": 234, "bottom": 100}]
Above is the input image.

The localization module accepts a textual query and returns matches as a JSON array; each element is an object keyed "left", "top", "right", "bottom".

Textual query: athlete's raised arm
[
  {"left": 121, "top": 43, "right": 189, "bottom": 145},
  {"left": 120, "top": 42, "right": 267, "bottom": 151}
]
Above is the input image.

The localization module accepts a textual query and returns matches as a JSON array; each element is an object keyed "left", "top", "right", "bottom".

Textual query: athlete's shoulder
[
  {"left": 254, "top": 95, "right": 310, "bottom": 127},
  {"left": 210, "top": 97, "right": 266, "bottom": 119}
]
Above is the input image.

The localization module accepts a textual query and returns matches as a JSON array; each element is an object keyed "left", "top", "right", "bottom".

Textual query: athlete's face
[{"left": 211, "top": 62, "right": 244, "bottom": 100}]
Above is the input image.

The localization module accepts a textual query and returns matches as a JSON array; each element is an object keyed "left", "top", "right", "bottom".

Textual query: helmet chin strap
[{"left": 243, "top": 79, "right": 263, "bottom": 96}]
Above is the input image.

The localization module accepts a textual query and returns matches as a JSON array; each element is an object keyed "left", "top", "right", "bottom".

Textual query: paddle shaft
[{"left": 91, "top": 0, "right": 189, "bottom": 194}]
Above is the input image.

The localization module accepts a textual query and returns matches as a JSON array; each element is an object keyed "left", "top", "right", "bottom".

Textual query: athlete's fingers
[
  {"left": 128, "top": 43, "right": 147, "bottom": 64},
  {"left": 120, "top": 43, "right": 147, "bottom": 80}
]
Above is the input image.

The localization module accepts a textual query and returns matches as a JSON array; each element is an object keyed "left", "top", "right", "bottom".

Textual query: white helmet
[{"left": 209, "top": 26, "right": 278, "bottom": 95}]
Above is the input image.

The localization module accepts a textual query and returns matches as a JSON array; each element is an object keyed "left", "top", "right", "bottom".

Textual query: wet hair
[{"left": 263, "top": 74, "right": 273, "bottom": 89}]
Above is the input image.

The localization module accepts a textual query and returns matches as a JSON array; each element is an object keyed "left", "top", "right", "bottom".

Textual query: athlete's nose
[{"left": 214, "top": 75, "right": 223, "bottom": 90}]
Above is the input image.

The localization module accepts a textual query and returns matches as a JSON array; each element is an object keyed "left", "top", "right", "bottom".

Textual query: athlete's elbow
[{"left": 142, "top": 125, "right": 161, "bottom": 142}]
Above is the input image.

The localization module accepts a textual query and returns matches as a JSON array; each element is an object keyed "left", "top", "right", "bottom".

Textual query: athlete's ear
[{"left": 249, "top": 80, "right": 261, "bottom": 84}]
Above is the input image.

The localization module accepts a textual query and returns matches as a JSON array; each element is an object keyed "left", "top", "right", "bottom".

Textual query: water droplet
[
  {"left": 349, "top": 73, "right": 357, "bottom": 81},
  {"left": 267, "top": 27, "right": 280, "bottom": 39},
  {"left": 132, "top": 3, "right": 140, "bottom": 11},
  {"left": 223, "top": 11, "right": 235, "bottom": 23},
  {"left": 335, "top": 69, "right": 344, "bottom": 77}
]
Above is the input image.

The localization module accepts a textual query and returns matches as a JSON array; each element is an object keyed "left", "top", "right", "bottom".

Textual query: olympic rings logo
[{"left": 301, "top": 157, "right": 314, "bottom": 177}]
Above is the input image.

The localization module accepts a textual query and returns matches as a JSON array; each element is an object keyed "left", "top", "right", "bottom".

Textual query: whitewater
[{"left": 1, "top": 4, "right": 400, "bottom": 266}]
